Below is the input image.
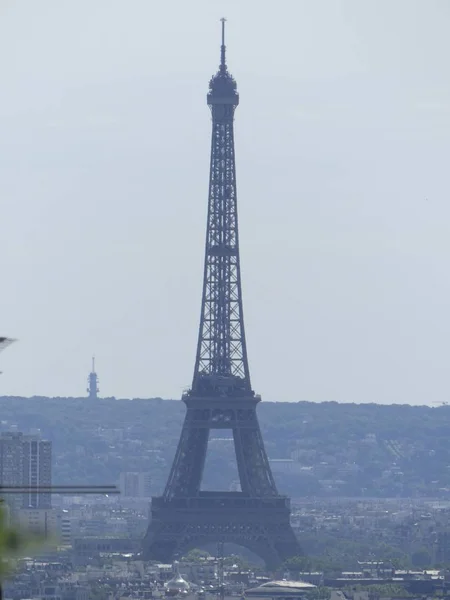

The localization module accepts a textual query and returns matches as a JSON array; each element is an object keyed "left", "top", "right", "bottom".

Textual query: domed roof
[{"left": 165, "top": 562, "right": 190, "bottom": 593}]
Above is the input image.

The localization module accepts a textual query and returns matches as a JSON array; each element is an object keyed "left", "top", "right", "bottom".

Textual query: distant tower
[{"left": 87, "top": 356, "right": 99, "bottom": 399}]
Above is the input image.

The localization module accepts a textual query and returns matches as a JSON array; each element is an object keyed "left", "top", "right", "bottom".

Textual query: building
[
  {"left": 179, "top": 558, "right": 218, "bottom": 584},
  {"left": 72, "top": 537, "right": 141, "bottom": 566},
  {"left": 245, "top": 580, "right": 316, "bottom": 600},
  {"left": 0, "top": 431, "right": 52, "bottom": 514},
  {"left": 119, "top": 472, "right": 151, "bottom": 498},
  {"left": 436, "top": 531, "right": 450, "bottom": 564},
  {"left": 0, "top": 431, "right": 24, "bottom": 513},
  {"left": 17, "top": 508, "right": 61, "bottom": 539},
  {"left": 269, "top": 459, "right": 308, "bottom": 475},
  {"left": 22, "top": 434, "right": 52, "bottom": 508},
  {"left": 61, "top": 512, "right": 72, "bottom": 546}
]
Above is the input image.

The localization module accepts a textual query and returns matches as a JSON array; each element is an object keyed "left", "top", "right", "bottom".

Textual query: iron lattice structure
[
  {"left": 193, "top": 47, "right": 250, "bottom": 399},
  {"left": 143, "top": 21, "right": 300, "bottom": 568}
]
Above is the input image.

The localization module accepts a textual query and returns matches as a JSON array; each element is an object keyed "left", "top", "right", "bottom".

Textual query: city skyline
[{"left": 1, "top": 1, "right": 450, "bottom": 404}]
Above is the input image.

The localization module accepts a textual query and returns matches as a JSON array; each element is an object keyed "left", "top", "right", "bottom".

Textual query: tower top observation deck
[{"left": 207, "top": 18, "right": 239, "bottom": 108}]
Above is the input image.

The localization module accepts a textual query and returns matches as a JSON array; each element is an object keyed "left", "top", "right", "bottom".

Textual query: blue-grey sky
[{"left": 1, "top": 0, "right": 450, "bottom": 404}]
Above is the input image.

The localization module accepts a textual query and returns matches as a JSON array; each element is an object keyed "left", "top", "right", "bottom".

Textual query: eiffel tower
[{"left": 143, "top": 20, "right": 300, "bottom": 569}]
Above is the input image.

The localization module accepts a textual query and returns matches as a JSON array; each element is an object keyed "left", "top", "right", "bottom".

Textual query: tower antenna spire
[{"left": 220, "top": 17, "right": 227, "bottom": 70}]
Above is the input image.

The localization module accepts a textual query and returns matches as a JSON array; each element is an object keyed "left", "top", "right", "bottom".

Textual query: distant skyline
[{"left": 1, "top": 1, "right": 450, "bottom": 404}]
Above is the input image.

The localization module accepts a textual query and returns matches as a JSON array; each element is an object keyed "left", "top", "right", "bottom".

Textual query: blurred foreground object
[
  {"left": 0, "top": 338, "right": 16, "bottom": 374},
  {"left": 0, "top": 338, "right": 15, "bottom": 353},
  {"left": 0, "top": 503, "right": 44, "bottom": 593}
]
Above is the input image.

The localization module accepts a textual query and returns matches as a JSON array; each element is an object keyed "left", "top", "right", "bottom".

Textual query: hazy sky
[{"left": 1, "top": 0, "right": 450, "bottom": 404}]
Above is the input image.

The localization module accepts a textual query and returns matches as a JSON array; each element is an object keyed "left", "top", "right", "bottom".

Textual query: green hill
[{"left": 0, "top": 397, "right": 448, "bottom": 498}]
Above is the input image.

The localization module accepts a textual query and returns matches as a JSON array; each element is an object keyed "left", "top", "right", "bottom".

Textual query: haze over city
[{"left": 1, "top": 0, "right": 449, "bottom": 404}]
